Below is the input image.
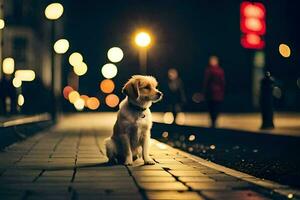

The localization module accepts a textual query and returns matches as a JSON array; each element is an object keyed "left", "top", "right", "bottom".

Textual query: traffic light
[{"left": 240, "top": 1, "right": 266, "bottom": 49}]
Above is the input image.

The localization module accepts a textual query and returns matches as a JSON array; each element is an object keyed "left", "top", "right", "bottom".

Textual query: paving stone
[
  {"left": 178, "top": 176, "right": 215, "bottom": 183},
  {"left": 201, "top": 190, "right": 272, "bottom": 200},
  {"left": 168, "top": 170, "right": 206, "bottom": 177},
  {"left": 42, "top": 170, "right": 74, "bottom": 177},
  {"left": 137, "top": 182, "right": 188, "bottom": 191},
  {"left": 132, "top": 171, "right": 172, "bottom": 177},
  {"left": 135, "top": 176, "right": 176, "bottom": 183},
  {"left": 146, "top": 191, "right": 204, "bottom": 200}
]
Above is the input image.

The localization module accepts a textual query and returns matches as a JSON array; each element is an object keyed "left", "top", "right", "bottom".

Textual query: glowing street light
[
  {"left": 107, "top": 47, "right": 124, "bottom": 63},
  {"left": 54, "top": 39, "right": 69, "bottom": 54},
  {"left": 134, "top": 31, "right": 152, "bottom": 74},
  {"left": 135, "top": 32, "right": 151, "bottom": 47},
  {"left": 45, "top": 2, "right": 64, "bottom": 121},
  {"left": 44, "top": 3, "right": 64, "bottom": 20}
]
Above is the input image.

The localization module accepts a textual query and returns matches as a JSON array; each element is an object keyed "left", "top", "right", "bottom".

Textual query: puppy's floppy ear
[{"left": 122, "top": 79, "right": 140, "bottom": 99}]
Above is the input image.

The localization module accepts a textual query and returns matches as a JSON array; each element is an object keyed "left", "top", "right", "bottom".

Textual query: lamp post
[
  {"left": 135, "top": 32, "right": 151, "bottom": 75},
  {"left": 45, "top": 2, "right": 64, "bottom": 122}
]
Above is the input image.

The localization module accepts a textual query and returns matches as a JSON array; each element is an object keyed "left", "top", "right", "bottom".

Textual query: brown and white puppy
[{"left": 105, "top": 75, "right": 162, "bottom": 165}]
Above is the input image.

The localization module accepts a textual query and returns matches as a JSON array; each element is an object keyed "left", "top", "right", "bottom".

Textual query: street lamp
[
  {"left": 135, "top": 31, "right": 151, "bottom": 74},
  {"left": 45, "top": 2, "right": 64, "bottom": 122}
]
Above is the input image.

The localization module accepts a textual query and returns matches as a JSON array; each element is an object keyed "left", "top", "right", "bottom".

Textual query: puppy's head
[{"left": 122, "top": 75, "right": 163, "bottom": 104}]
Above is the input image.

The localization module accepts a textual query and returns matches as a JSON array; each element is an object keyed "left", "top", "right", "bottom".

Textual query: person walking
[
  {"left": 167, "top": 68, "right": 186, "bottom": 119},
  {"left": 203, "top": 56, "right": 225, "bottom": 128}
]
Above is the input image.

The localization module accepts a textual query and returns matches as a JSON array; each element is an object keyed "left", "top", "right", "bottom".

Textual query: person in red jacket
[{"left": 203, "top": 56, "right": 225, "bottom": 128}]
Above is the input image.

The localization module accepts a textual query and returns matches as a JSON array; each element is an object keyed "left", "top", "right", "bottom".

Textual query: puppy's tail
[{"left": 104, "top": 137, "right": 117, "bottom": 160}]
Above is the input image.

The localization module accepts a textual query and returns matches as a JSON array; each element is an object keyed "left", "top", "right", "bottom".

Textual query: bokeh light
[
  {"left": 0, "top": 19, "right": 5, "bottom": 29},
  {"left": 2, "top": 57, "right": 15, "bottom": 75},
  {"left": 63, "top": 86, "right": 73, "bottom": 99},
  {"left": 188, "top": 134, "right": 196, "bottom": 141},
  {"left": 100, "top": 79, "right": 115, "bottom": 94},
  {"left": 279, "top": 43, "right": 291, "bottom": 58},
  {"left": 135, "top": 32, "right": 151, "bottom": 47},
  {"left": 162, "top": 131, "right": 169, "bottom": 138},
  {"left": 175, "top": 112, "right": 185, "bottom": 125},
  {"left": 80, "top": 95, "right": 89, "bottom": 107},
  {"left": 163, "top": 112, "right": 174, "bottom": 124},
  {"left": 18, "top": 94, "right": 24, "bottom": 106},
  {"left": 107, "top": 47, "right": 124, "bottom": 63},
  {"left": 45, "top": 3, "right": 64, "bottom": 20},
  {"left": 101, "top": 63, "right": 118, "bottom": 79},
  {"left": 105, "top": 94, "right": 119, "bottom": 108},
  {"left": 13, "top": 77, "right": 22, "bottom": 88},
  {"left": 74, "top": 98, "right": 85, "bottom": 111},
  {"left": 210, "top": 144, "right": 216, "bottom": 150},
  {"left": 69, "top": 52, "right": 83, "bottom": 67},
  {"left": 87, "top": 97, "right": 100, "bottom": 110},
  {"left": 73, "top": 62, "right": 88, "bottom": 76},
  {"left": 54, "top": 39, "right": 69, "bottom": 54},
  {"left": 15, "top": 70, "right": 35, "bottom": 81},
  {"left": 68, "top": 91, "right": 80, "bottom": 103}
]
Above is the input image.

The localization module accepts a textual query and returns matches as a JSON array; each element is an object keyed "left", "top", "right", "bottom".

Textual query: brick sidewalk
[{"left": 0, "top": 114, "right": 299, "bottom": 200}]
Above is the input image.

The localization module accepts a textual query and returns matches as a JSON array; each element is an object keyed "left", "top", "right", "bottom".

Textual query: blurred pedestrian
[
  {"left": 203, "top": 56, "right": 225, "bottom": 128},
  {"left": 0, "top": 75, "right": 17, "bottom": 115},
  {"left": 260, "top": 71, "right": 275, "bottom": 129},
  {"left": 167, "top": 68, "right": 186, "bottom": 119}
]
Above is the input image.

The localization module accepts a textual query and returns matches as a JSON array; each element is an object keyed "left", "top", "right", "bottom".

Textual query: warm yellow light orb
[
  {"left": 68, "top": 91, "right": 80, "bottom": 103},
  {"left": 69, "top": 52, "right": 83, "bottom": 67},
  {"left": 105, "top": 94, "right": 119, "bottom": 108},
  {"left": 18, "top": 94, "right": 24, "bottom": 106},
  {"left": 2, "top": 57, "right": 15, "bottom": 75},
  {"left": 0, "top": 19, "right": 5, "bottom": 29},
  {"left": 15, "top": 70, "right": 35, "bottom": 81},
  {"left": 279, "top": 43, "right": 291, "bottom": 58},
  {"left": 100, "top": 79, "right": 115, "bottom": 94},
  {"left": 107, "top": 47, "right": 124, "bottom": 63},
  {"left": 73, "top": 62, "right": 88, "bottom": 76},
  {"left": 13, "top": 77, "right": 22, "bottom": 88},
  {"left": 45, "top": 3, "right": 64, "bottom": 20},
  {"left": 74, "top": 98, "right": 85, "bottom": 111},
  {"left": 54, "top": 39, "right": 69, "bottom": 54},
  {"left": 101, "top": 63, "right": 118, "bottom": 79},
  {"left": 135, "top": 32, "right": 151, "bottom": 47}
]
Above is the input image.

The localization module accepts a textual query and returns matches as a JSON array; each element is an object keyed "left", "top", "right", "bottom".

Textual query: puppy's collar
[{"left": 128, "top": 101, "right": 147, "bottom": 112}]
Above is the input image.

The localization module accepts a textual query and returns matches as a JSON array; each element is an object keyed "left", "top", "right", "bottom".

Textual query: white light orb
[
  {"left": 2, "top": 57, "right": 15, "bottom": 75},
  {"left": 15, "top": 70, "right": 35, "bottom": 81},
  {"left": 0, "top": 19, "right": 5, "bottom": 29},
  {"left": 107, "top": 47, "right": 124, "bottom": 63},
  {"left": 101, "top": 63, "right": 118, "bottom": 79},
  {"left": 54, "top": 39, "right": 69, "bottom": 54},
  {"left": 73, "top": 62, "right": 88, "bottom": 76},
  {"left": 74, "top": 98, "right": 85, "bottom": 111},
  {"left": 13, "top": 77, "right": 22, "bottom": 88},
  {"left": 18, "top": 94, "right": 24, "bottom": 106},
  {"left": 45, "top": 3, "right": 64, "bottom": 20},
  {"left": 69, "top": 52, "right": 83, "bottom": 67}
]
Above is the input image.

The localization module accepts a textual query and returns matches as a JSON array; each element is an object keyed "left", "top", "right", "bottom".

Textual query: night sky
[{"left": 59, "top": 0, "right": 299, "bottom": 111}]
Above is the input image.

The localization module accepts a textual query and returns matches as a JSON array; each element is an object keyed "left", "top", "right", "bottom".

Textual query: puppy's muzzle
[{"left": 155, "top": 91, "right": 163, "bottom": 101}]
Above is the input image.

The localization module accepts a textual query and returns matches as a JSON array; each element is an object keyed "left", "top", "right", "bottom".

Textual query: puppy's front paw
[
  {"left": 124, "top": 158, "right": 133, "bottom": 166},
  {"left": 144, "top": 159, "right": 155, "bottom": 165}
]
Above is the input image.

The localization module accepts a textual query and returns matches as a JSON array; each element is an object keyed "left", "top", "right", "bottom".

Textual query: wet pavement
[{"left": 0, "top": 113, "right": 299, "bottom": 199}]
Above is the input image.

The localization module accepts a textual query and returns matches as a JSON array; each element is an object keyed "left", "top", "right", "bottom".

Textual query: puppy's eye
[{"left": 143, "top": 85, "right": 151, "bottom": 90}]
